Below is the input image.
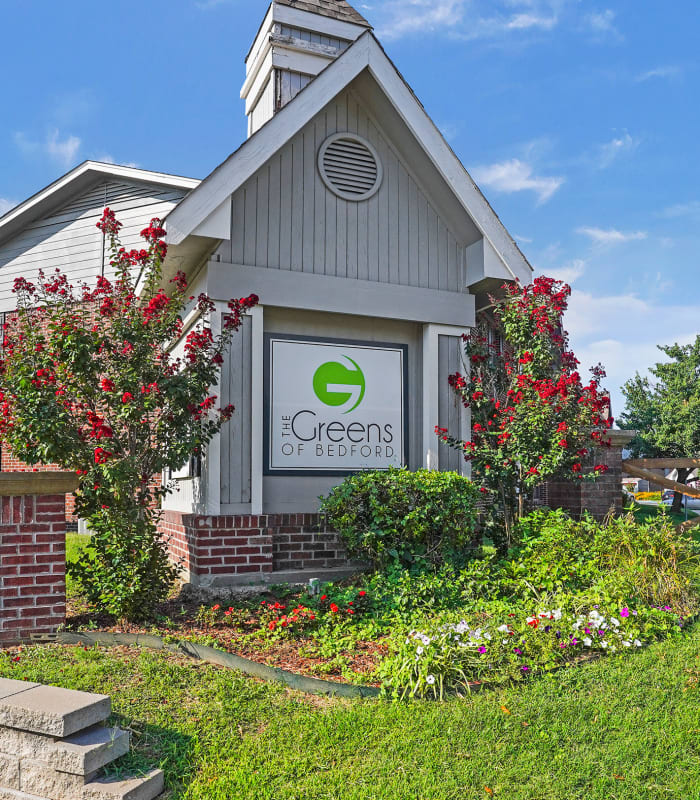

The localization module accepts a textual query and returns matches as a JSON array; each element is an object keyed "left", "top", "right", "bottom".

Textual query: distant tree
[{"left": 619, "top": 337, "right": 700, "bottom": 512}]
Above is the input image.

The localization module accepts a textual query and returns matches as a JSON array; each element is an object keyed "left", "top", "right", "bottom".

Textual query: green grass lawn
[
  {"left": 630, "top": 502, "right": 700, "bottom": 532},
  {"left": 3, "top": 627, "right": 700, "bottom": 799},
  {"left": 65, "top": 532, "right": 90, "bottom": 598}
]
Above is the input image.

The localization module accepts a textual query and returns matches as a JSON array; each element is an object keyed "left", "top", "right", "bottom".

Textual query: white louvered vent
[{"left": 318, "top": 134, "right": 383, "bottom": 202}]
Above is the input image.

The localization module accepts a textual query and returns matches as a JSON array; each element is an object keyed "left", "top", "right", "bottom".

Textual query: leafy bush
[
  {"left": 502, "top": 509, "right": 700, "bottom": 613},
  {"left": 320, "top": 468, "right": 480, "bottom": 570}
]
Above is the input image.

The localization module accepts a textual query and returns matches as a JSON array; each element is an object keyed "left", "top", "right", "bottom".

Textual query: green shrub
[
  {"left": 320, "top": 468, "right": 480, "bottom": 571},
  {"left": 502, "top": 509, "right": 700, "bottom": 613}
]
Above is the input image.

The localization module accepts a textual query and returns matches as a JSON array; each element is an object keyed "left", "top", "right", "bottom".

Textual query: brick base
[
  {"left": 159, "top": 512, "right": 354, "bottom": 586},
  {"left": 537, "top": 444, "right": 624, "bottom": 521},
  {"left": 0, "top": 493, "right": 67, "bottom": 645}
]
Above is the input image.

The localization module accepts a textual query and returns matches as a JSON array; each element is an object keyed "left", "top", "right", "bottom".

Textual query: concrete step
[
  {"left": 0, "top": 685, "right": 110, "bottom": 738},
  {"left": 49, "top": 726, "right": 130, "bottom": 776},
  {"left": 0, "top": 680, "right": 39, "bottom": 701},
  {"left": 18, "top": 759, "right": 98, "bottom": 800},
  {"left": 82, "top": 769, "right": 164, "bottom": 800},
  {"left": 0, "top": 787, "right": 52, "bottom": 800}
]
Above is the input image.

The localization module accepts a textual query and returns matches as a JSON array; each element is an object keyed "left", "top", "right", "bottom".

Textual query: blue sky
[{"left": 1, "top": 0, "right": 698, "bottom": 416}]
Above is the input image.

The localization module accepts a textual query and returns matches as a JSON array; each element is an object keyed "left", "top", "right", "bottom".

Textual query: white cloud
[
  {"left": 374, "top": 0, "right": 568, "bottom": 41},
  {"left": 564, "top": 289, "right": 700, "bottom": 415},
  {"left": 577, "top": 227, "right": 647, "bottom": 245},
  {"left": 660, "top": 201, "right": 700, "bottom": 219},
  {"left": 14, "top": 129, "right": 81, "bottom": 169},
  {"left": 596, "top": 132, "right": 639, "bottom": 169},
  {"left": 635, "top": 65, "right": 683, "bottom": 82},
  {"left": 0, "top": 198, "right": 16, "bottom": 217},
  {"left": 471, "top": 158, "right": 564, "bottom": 204},
  {"left": 586, "top": 9, "right": 621, "bottom": 38},
  {"left": 546, "top": 258, "right": 586, "bottom": 284}
]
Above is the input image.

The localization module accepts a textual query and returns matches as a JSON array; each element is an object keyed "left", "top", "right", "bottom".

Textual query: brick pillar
[{"left": 0, "top": 473, "right": 78, "bottom": 646}]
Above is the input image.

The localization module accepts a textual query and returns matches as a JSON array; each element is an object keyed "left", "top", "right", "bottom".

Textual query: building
[{"left": 0, "top": 0, "right": 534, "bottom": 586}]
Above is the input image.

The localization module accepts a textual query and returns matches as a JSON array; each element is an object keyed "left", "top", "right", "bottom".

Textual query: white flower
[
  {"left": 502, "top": 639, "right": 509, "bottom": 645},
  {"left": 634, "top": 639, "right": 642, "bottom": 647},
  {"left": 601, "top": 641, "right": 608, "bottom": 649},
  {"left": 622, "top": 640, "right": 631, "bottom": 647},
  {"left": 497, "top": 624, "right": 509, "bottom": 633},
  {"left": 426, "top": 674, "right": 436, "bottom": 685},
  {"left": 420, "top": 635, "right": 431, "bottom": 646},
  {"left": 610, "top": 618, "right": 620, "bottom": 627},
  {"left": 552, "top": 609, "right": 562, "bottom": 621},
  {"left": 483, "top": 632, "right": 492, "bottom": 641},
  {"left": 583, "top": 637, "right": 592, "bottom": 647},
  {"left": 416, "top": 646, "right": 424, "bottom": 656},
  {"left": 526, "top": 616, "right": 536, "bottom": 625}
]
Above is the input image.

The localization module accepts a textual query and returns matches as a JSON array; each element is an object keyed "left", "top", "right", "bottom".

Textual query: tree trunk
[{"left": 672, "top": 467, "right": 690, "bottom": 513}]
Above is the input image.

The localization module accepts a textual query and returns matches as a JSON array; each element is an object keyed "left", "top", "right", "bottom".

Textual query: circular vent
[{"left": 318, "top": 133, "right": 383, "bottom": 202}]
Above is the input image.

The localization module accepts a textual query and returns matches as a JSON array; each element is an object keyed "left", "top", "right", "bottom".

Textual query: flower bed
[{"left": 64, "top": 509, "right": 699, "bottom": 699}]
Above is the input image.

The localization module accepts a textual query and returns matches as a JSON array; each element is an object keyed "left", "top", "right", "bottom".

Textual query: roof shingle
[{"left": 275, "top": 0, "right": 371, "bottom": 28}]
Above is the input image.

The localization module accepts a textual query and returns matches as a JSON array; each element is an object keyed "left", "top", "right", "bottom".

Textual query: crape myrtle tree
[
  {"left": 437, "top": 277, "right": 613, "bottom": 552},
  {"left": 0, "top": 209, "right": 258, "bottom": 619},
  {"left": 619, "top": 336, "right": 700, "bottom": 512}
]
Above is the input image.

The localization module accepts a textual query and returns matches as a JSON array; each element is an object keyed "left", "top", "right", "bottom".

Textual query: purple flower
[
  {"left": 544, "top": 625, "right": 552, "bottom": 633},
  {"left": 571, "top": 638, "right": 578, "bottom": 646},
  {"left": 620, "top": 608, "right": 630, "bottom": 618},
  {"left": 632, "top": 610, "right": 638, "bottom": 616},
  {"left": 513, "top": 648, "right": 523, "bottom": 655},
  {"left": 598, "top": 630, "right": 605, "bottom": 636},
  {"left": 556, "top": 631, "right": 561, "bottom": 639},
  {"left": 478, "top": 646, "right": 487, "bottom": 654},
  {"left": 584, "top": 627, "right": 592, "bottom": 635},
  {"left": 663, "top": 606, "right": 672, "bottom": 611},
  {"left": 521, "top": 665, "right": 530, "bottom": 672}
]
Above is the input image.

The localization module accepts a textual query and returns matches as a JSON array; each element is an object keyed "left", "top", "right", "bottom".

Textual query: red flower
[
  {"left": 330, "top": 603, "right": 339, "bottom": 613},
  {"left": 558, "top": 439, "right": 568, "bottom": 448},
  {"left": 101, "top": 378, "right": 115, "bottom": 392},
  {"left": 527, "top": 467, "right": 539, "bottom": 476},
  {"left": 121, "top": 392, "right": 133, "bottom": 404},
  {"left": 572, "top": 463, "right": 582, "bottom": 473},
  {"left": 358, "top": 590, "right": 366, "bottom": 597}
]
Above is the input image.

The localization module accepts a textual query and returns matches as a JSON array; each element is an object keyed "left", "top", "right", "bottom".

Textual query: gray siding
[
  {"left": 220, "top": 314, "right": 253, "bottom": 505},
  {"left": 438, "top": 334, "right": 466, "bottom": 472},
  {"left": 0, "top": 180, "right": 187, "bottom": 311},
  {"left": 229, "top": 90, "right": 465, "bottom": 293}
]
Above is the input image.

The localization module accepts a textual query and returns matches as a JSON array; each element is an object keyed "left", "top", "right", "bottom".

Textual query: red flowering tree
[
  {"left": 0, "top": 209, "right": 258, "bottom": 619},
  {"left": 437, "top": 277, "right": 613, "bottom": 551}
]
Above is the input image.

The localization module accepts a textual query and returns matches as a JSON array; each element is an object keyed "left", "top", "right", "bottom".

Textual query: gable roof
[
  {"left": 275, "top": 0, "right": 371, "bottom": 27},
  {"left": 166, "top": 32, "right": 532, "bottom": 284},
  {"left": 0, "top": 161, "right": 199, "bottom": 249}
]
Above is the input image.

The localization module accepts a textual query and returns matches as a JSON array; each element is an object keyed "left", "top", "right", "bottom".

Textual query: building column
[
  {"left": 250, "top": 304, "right": 264, "bottom": 515},
  {"left": 422, "top": 324, "right": 470, "bottom": 471}
]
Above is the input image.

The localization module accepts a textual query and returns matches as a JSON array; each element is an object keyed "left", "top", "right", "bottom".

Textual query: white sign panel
[{"left": 266, "top": 337, "right": 406, "bottom": 473}]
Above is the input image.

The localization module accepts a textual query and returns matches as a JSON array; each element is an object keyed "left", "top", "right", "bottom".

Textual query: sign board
[{"left": 265, "top": 335, "right": 407, "bottom": 475}]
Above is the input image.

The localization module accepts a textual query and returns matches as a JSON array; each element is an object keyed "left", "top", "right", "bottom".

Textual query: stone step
[
  {"left": 82, "top": 769, "right": 164, "bottom": 800},
  {"left": 48, "top": 726, "right": 130, "bottom": 776},
  {"left": 0, "top": 680, "right": 39, "bottom": 701},
  {"left": 18, "top": 759, "right": 98, "bottom": 800},
  {"left": 0, "top": 787, "right": 52, "bottom": 800},
  {"left": 0, "top": 686, "right": 110, "bottom": 738}
]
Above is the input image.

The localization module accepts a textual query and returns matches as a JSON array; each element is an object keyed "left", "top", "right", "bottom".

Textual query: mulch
[{"left": 65, "top": 590, "right": 387, "bottom": 687}]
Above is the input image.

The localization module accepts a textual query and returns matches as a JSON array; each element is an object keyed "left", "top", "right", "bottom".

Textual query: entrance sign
[{"left": 265, "top": 335, "right": 407, "bottom": 475}]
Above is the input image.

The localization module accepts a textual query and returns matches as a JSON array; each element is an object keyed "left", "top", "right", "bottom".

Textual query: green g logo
[{"left": 313, "top": 356, "right": 365, "bottom": 414}]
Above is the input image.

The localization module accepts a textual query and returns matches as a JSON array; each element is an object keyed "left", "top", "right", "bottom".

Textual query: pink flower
[{"left": 620, "top": 608, "right": 630, "bottom": 618}]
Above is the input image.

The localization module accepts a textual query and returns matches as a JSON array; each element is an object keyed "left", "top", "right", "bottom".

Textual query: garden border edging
[{"left": 38, "top": 632, "right": 382, "bottom": 699}]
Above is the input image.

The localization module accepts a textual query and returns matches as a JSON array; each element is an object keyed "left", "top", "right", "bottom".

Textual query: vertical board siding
[
  {"left": 0, "top": 180, "right": 188, "bottom": 310},
  {"left": 438, "top": 335, "right": 464, "bottom": 473},
  {"left": 229, "top": 90, "right": 465, "bottom": 293},
  {"left": 220, "top": 314, "right": 252, "bottom": 505}
]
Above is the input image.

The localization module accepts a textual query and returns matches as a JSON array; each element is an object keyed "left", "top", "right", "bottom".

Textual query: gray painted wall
[
  {"left": 438, "top": 334, "right": 467, "bottom": 473},
  {"left": 219, "top": 89, "right": 466, "bottom": 294},
  {"left": 0, "top": 180, "right": 188, "bottom": 312}
]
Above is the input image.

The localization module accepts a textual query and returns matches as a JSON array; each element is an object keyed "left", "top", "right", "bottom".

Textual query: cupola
[{"left": 241, "top": 0, "right": 372, "bottom": 136}]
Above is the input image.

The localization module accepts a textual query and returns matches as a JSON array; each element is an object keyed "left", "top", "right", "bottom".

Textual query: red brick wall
[
  {"left": 537, "top": 445, "right": 624, "bottom": 521},
  {"left": 160, "top": 512, "right": 350, "bottom": 584},
  {"left": 0, "top": 493, "right": 67, "bottom": 645}
]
